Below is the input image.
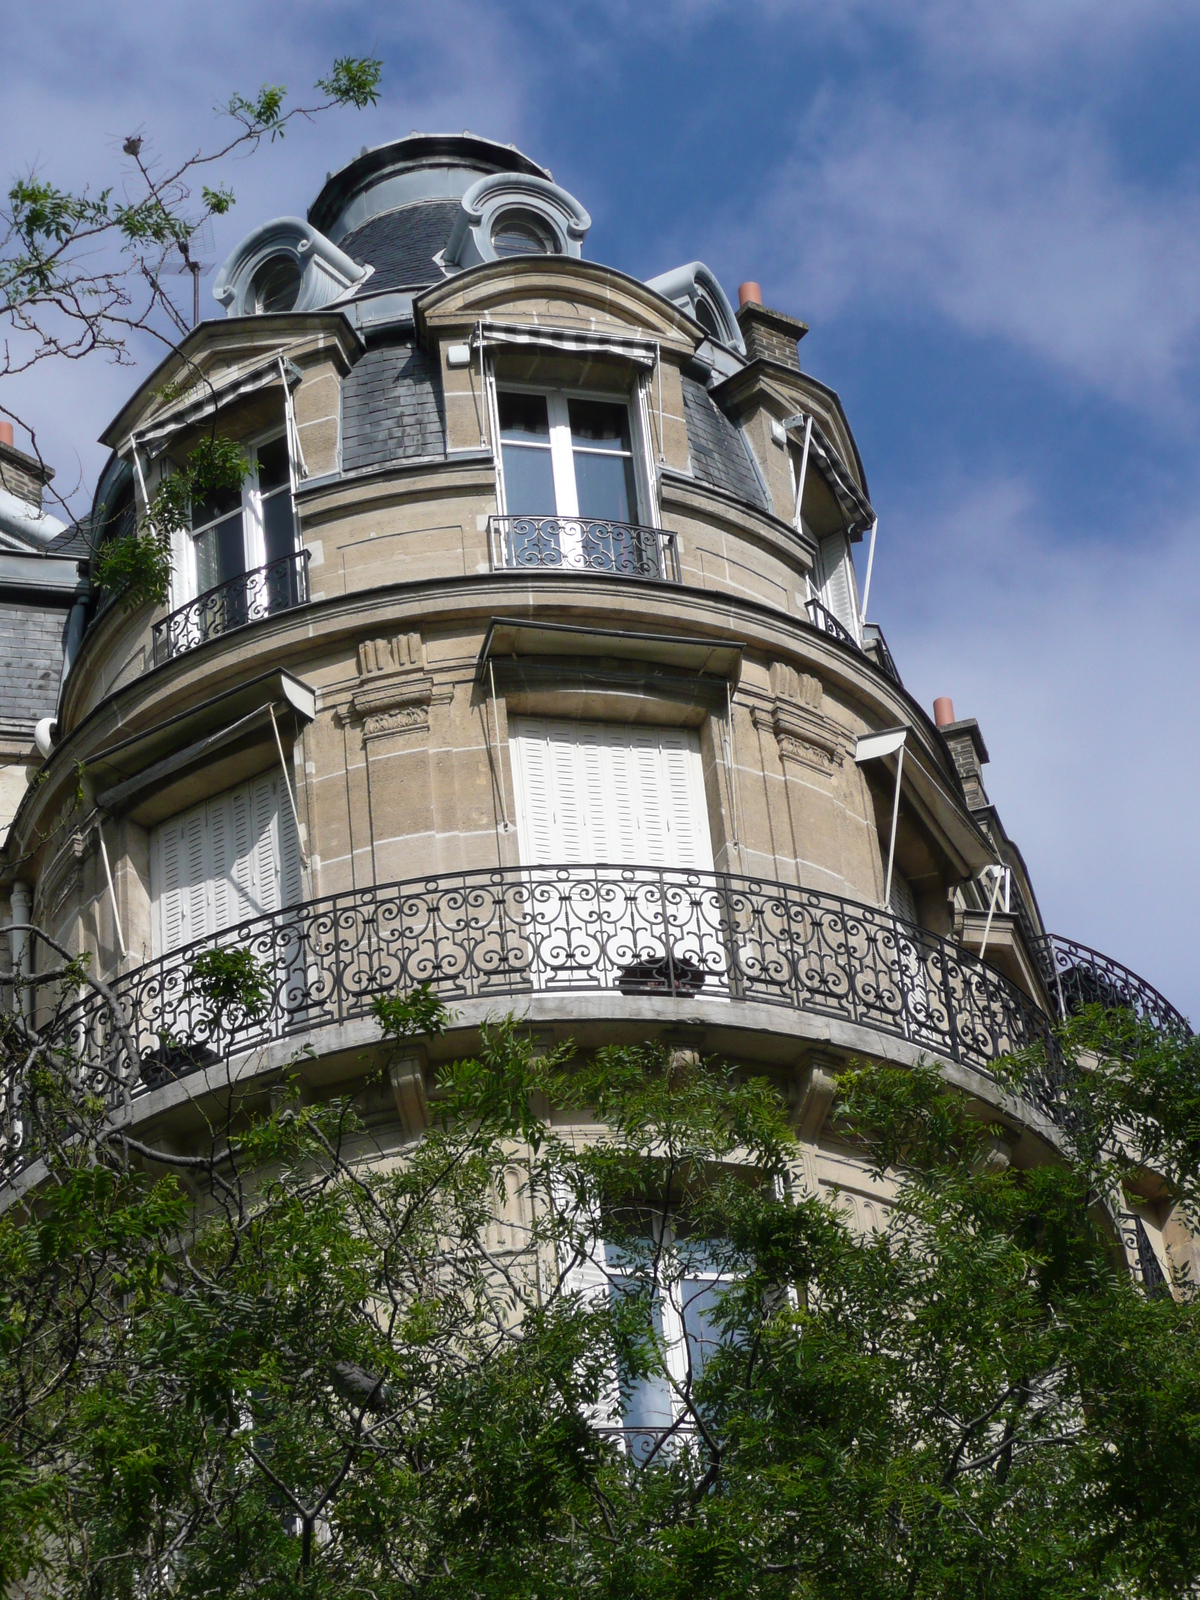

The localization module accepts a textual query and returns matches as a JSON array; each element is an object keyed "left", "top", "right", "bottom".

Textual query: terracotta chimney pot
[
  {"left": 737, "top": 282, "right": 763, "bottom": 307},
  {"left": 0, "top": 421, "right": 13, "bottom": 448},
  {"left": 933, "top": 696, "right": 956, "bottom": 728}
]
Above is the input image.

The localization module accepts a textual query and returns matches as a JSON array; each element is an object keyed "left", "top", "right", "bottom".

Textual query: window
[
  {"left": 508, "top": 719, "right": 713, "bottom": 872},
  {"left": 150, "top": 771, "right": 303, "bottom": 956},
  {"left": 180, "top": 433, "right": 298, "bottom": 612},
  {"left": 251, "top": 254, "right": 303, "bottom": 314},
  {"left": 571, "top": 1224, "right": 734, "bottom": 1459},
  {"left": 498, "top": 390, "right": 640, "bottom": 530},
  {"left": 490, "top": 209, "right": 558, "bottom": 257},
  {"left": 814, "top": 531, "right": 860, "bottom": 641}
]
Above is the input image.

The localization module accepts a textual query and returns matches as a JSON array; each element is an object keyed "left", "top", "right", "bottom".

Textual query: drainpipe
[
  {"left": 9, "top": 882, "right": 31, "bottom": 1020},
  {"left": 56, "top": 570, "right": 91, "bottom": 712}
]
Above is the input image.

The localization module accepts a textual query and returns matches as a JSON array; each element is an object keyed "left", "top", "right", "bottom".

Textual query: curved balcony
[
  {"left": 489, "top": 514, "right": 680, "bottom": 581},
  {"left": 4, "top": 868, "right": 1067, "bottom": 1170},
  {"left": 1035, "top": 934, "right": 1191, "bottom": 1038},
  {"left": 151, "top": 551, "right": 310, "bottom": 665}
]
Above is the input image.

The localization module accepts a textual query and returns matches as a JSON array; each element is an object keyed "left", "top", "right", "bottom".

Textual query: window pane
[
  {"left": 262, "top": 488, "right": 297, "bottom": 567},
  {"left": 257, "top": 436, "right": 290, "bottom": 495},
  {"left": 573, "top": 449, "right": 636, "bottom": 522},
  {"left": 195, "top": 512, "right": 246, "bottom": 592},
  {"left": 191, "top": 482, "right": 241, "bottom": 532},
  {"left": 568, "top": 399, "right": 630, "bottom": 452},
  {"left": 499, "top": 392, "right": 550, "bottom": 441},
  {"left": 501, "top": 442, "right": 557, "bottom": 517},
  {"left": 681, "top": 1279, "right": 724, "bottom": 1383},
  {"left": 608, "top": 1279, "right": 674, "bottom": 1433}
]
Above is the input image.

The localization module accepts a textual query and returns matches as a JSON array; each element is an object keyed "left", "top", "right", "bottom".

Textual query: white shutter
[
  {"left": 509, "top": 719, "right": 713, "bottom": 872},
  {"left": 151, "top": 772, "right": 301, "bottom": 955},
  {"left": 819, "top": 533, "right": 858, "bottom": 638},
  {"left": 888, "top": 870, "right": 918, "bottom": 927}
]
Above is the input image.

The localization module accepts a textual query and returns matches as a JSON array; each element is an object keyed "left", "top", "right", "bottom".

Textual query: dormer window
[
  {"left": 490, "top": 210, "right": 558, "bottom": 258},
  {"left": 251, "top": 254, "right": 302, "bottom": 315},
  {"left": 694, "top": 298, "right": 721, "bottom": 339}
]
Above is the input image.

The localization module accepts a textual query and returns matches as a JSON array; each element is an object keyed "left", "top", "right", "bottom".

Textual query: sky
[{"left": 3, "top": 0, "right": 1198, "bottom": 1020}]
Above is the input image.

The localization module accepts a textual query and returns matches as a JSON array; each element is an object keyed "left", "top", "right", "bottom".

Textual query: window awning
[
  {"left": 477, "top": 617, "right": 743, "bottom": 683},
  {"left": 90, "top": 668, "right": 315, "bottom": 822},
  {"left": 856, "top": 722, "right": 994, "bottom": 878},
  {"left": 133, "top": 357, "right": 302, "bottom": 453},
  {"left": 783, "top": 413, "right": 875, "bottom": 537},
  {"left": 473, "top": 321, "right": 659, "bottom": 369}
]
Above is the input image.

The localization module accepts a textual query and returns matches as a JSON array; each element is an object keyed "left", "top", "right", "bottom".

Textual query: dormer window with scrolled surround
[
  {"left": 442, "top": 172, "right": 589, "bottom": 270},
  {"left": 491, "top": 210, "right": 559, "bottom": 258},
  {"left": 213, "top": 218, "right": 370, "bottom": 317}
]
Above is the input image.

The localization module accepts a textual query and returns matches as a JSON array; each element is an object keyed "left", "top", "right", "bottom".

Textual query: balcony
[
  {"left": 1035, "top": 934, "right": 1190, "bottom": 1038},
  {"left": 152, "top": 551, "right": 310, "bottom": 665},
  {"left": 489, "top": 515, "right": 680, "bottom": 582},
  {"left": 806, "top": 600, "right": 903, "bottom": 688},
  {"left": 23, "top": 865, "right": 1068, "bottom": 1138}
]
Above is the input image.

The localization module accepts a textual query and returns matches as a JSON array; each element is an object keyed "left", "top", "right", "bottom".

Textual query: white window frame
[
  {"left": 491, "top": 378, "right": 658, "bottom": 555},
  {"left": 568, "top": 1220, "right": 733, "bottom": 1454},
  {"left": 170, "top": 427, "right": 296, "bottom": 611}
]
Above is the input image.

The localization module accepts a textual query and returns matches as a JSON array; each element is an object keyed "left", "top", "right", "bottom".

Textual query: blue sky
[{"left": 5, "top": 1, "right": 1199, "bottom": 1018}]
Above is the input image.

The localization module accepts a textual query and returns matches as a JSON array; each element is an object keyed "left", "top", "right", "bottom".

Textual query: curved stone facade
[{"left": 1, "top": 134, "right": 1192, "bottom": 1288}]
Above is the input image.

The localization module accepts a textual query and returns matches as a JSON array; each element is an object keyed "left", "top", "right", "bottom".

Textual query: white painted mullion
[{"left": 547, "top": 393, "right": 583, "bottom": 564}]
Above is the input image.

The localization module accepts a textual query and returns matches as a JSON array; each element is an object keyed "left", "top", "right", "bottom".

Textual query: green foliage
[
  {"left": 1, "top": 1007, "right": 1198, "bottom": 1597},
  {"left": 94, "top": 436, "right": 249, "bottom": 612},
  {"left": 316, "top": 57, "right": 384, "bottom": 109},
  {"left": 188, "top": 945, "right": 272, "bottom": 1028},
  {"left": 371, "top": 980, "right": 451, "bottom": 1044}
]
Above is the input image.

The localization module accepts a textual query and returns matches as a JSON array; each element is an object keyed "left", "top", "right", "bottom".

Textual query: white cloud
[
  {"left": 736, "top": 102, "right": 1200, "bottom": 411},
  {"left": 869, "top": 473, "right": 1200, "bottom": 1023}
]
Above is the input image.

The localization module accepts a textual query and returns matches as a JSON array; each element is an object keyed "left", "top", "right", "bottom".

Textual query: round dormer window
[
  {"left": 251, "top": 254, "right": 303, "bottom": 314},
  {"left": 694, "top": 297, "right": 722, "bottom": 338},
  {"left": 490, "top": 209, "right": 558, "bottom": 258}
]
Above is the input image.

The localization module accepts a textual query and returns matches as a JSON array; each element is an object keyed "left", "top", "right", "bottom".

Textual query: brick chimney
[
  {"left": 735, "top": 282, "right": 808, "bottom": 372},
  {"left": 934, "top": 697, "right": 990, "bottom": 810},
  {"left": 0, "top": 425, "right": 55, "bottom": 511}
]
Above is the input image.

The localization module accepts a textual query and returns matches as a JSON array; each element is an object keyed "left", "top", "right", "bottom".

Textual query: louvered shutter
[
  {"left": 151, "top": 773, "right": 301, "bottom": 955},
  {"left": 819, "top": 533, "right": 858, "bottom": 638},
  {"left": 509, "top": 720, "right": 713, "bottom": 872},
  {"left": 888, "top": 870, "right": 918, "bottom": 927}
]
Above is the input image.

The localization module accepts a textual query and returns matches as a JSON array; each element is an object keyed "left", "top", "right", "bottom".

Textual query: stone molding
[
  {"left": 337, "top": 632, "right": 452, "bottom": 740},
  {"left": 35, "top": 829, "right": 89, "bottom": 923},
  {"left": 752, "top": 663, "right": 852, "bottom": 777}
]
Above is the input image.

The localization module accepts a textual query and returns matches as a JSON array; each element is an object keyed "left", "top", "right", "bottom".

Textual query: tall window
[
  {"left": 184, "top": 434, "right": 298, "bottom": 607},
  {"left": 497, "top": 391, "right": 646, "bottom": 578}
]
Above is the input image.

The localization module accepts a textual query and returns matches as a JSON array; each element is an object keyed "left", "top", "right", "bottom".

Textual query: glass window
[
  {"left": 497, "top": 390, "right": 641, "bottom": 543},
  {"left": 252, "top": 255, "right": 302, "bottom": 315},
  {"left": 491, "top": 211, "right": 557, "bottom": 258},
  {"left": 184, "top": 433, "right": 298, "bottom": 614}
]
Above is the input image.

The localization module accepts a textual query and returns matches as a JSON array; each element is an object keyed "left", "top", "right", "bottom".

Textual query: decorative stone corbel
[
  {"left": 388, "top": 1049, "right": 429, "bottom": 1137},
  {"left": 791, "top": 1053, "right": 840, "bottom": 1139},
  {"left": 342, "top": 631, "right": 450, "bottom": 740},
  {"left": 752, "top": 664, "right": 852, "bottom": 777}
]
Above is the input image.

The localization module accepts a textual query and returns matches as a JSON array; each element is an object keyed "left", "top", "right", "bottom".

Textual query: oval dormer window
[
  {"left": 490, "top": 210, "right": 558, "bottom": 258},
  {"left": 251, "top": 254, "right": 303, "bottom": 314}
]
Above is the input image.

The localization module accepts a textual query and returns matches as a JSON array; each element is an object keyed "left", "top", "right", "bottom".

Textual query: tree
[
  {"left": 1, "top": 947, "right": 1198, "bottom": 1597},
  {"left": 0, "top": 56, "right": 382, "bottom": 516}
]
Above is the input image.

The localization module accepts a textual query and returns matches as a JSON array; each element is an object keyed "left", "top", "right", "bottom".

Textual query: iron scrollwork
[
  {"left": 152, "top": 551, "right": 311, "bottom": 664},
  {"left": 490, "top": 515, "right": 679, "bottom": 581}
]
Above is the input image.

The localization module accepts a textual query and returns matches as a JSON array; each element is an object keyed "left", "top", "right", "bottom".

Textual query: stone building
[{"left": 0, "top": 134, "right": 1192, "bottom": 1304}]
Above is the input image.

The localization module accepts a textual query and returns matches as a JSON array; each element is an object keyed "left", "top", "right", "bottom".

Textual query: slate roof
[
  {"left": 341, "top": 200, "right": 460, "bottom": 294},
  {"left": 0, "top": 598, "right": 67, "bottom": 733},
  {"left": 341, "top": 340, "right": 446, "bottom": 473},
  {"left": 680, "top": 377, "right": 768, "bottom": 511}
]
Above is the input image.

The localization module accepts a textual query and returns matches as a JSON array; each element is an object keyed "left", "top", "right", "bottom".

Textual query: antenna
[{"left": 164, "top": 218, "right": 216, "bottom": 328}]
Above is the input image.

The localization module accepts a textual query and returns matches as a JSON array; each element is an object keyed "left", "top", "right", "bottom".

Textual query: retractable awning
[
  {"left": 90, "top": 668, "right": 316, "bottom": 823},
  {"left": 473, "top": 322, "right": 659, "bottom": 368},
  {"left": 477, "top": 617, "right": 743, "bottom": 683},
  {"left": 133, "top": 357, "right": 303, "bottom": 452},
  {"left": 782, "top": 412, "right": 875, "bottom": 537}
]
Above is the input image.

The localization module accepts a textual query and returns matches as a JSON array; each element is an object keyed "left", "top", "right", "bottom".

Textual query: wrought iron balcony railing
[
  {"left": 152, "top": 551, "right": 310, "bottom": 664},
  {"left": 489, "top": 515, "right": 679, "bottom": 582},
  {"left": 862, "top": 622, "right": 903, "bottom": 687},
  {"left": 23, "top": 866, "right": 1065, "bottom": 1142},
  {"left": 805, "top": 596, "right": 859, "bottom": 650},
  {"left": 1034, "top": 934, "right": 1191, "bottom": 1037}
]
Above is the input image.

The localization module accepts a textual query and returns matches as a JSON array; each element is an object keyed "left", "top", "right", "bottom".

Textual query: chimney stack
[
  {"left": 934, "top": 696, "right": 990, "bottom": 810},
  {"left": 735, "top": 279, "right": 809, "bottom": 372}
]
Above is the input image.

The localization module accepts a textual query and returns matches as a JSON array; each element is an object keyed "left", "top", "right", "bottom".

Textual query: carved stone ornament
[
  {"left": 338, "top": 632, "right": 451, "bottom": 741},
  {"left": 36, "top": 829, "right": 89, "bottom": 923},
  {"left": 753, "top": 663, "right": 852, "bottom": 777}
]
